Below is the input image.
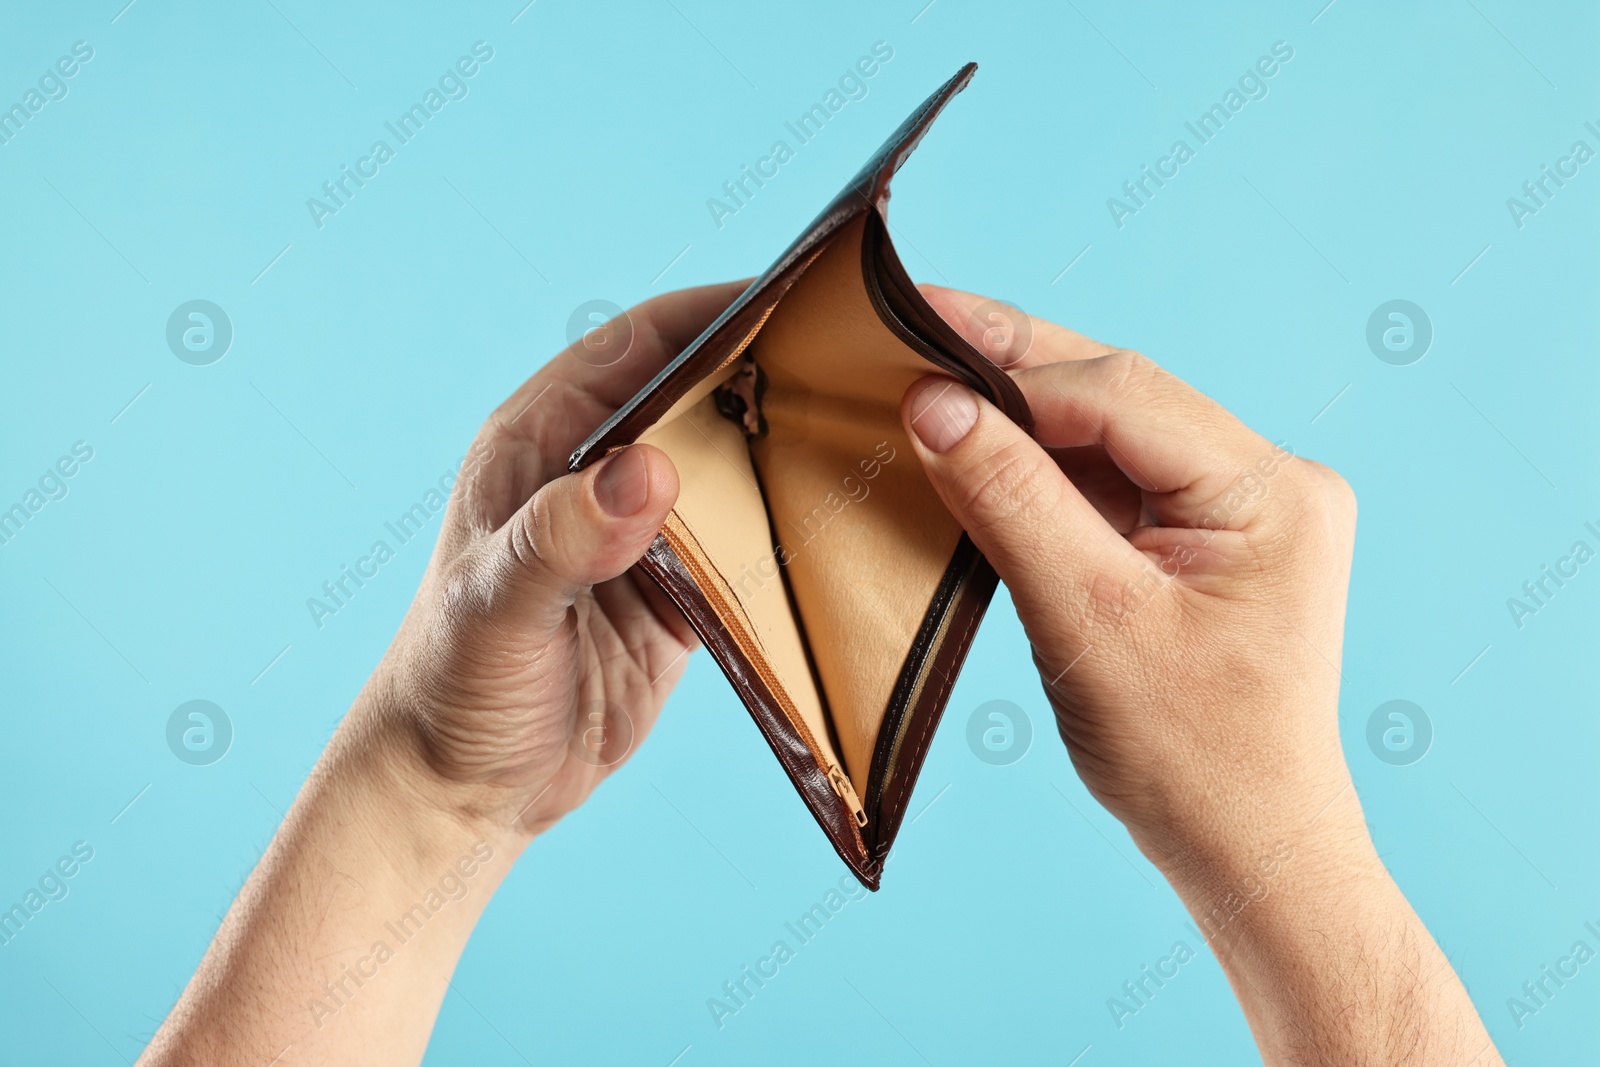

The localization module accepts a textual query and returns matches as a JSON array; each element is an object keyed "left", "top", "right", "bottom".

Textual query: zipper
[
  {"left": 828, "top": 763, "right": 868, "bottom": 826},
  {"left": 709, "top": 241, "right": 829, "bottom": 375},
  {"left": 649, "top": 236, "right": 862, "bottom": 839},
  {"left": 660, "top": 512, "right": 870, "bottom": 836},
  {"left": 865, "top": 551, "right": 978, "bottom": 823}
]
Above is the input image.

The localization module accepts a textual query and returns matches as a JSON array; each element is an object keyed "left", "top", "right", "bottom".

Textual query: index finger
[
  {"left": 492, "top": 278, "right": 754, "bottom": 438},
  {"left": 1016, "top": 351, "right": 1295, "bottom": 534},
  {"left": 918, "top": 284, "right": 1117, "bottom": 370}
]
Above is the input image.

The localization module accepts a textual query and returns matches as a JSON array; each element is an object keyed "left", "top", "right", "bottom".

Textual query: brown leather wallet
[{"left": 570, "top": 64, "right": 1031, "bottom": 890}]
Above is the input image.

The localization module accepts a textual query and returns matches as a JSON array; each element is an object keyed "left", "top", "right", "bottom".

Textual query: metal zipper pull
[{"left": 828, "top": 763, "right": 868, "bottom": 827}]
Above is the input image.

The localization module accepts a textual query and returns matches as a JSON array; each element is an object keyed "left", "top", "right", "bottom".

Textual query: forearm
[
  {"left": 132, "top": 284, "right": 735, "bottom": 1064},
  {"left": 1159, "top": 789, "right": 1502, "bottom": 1067},
  {"left": 140, "top": 702, "right": 523, "bottom": 1067}
]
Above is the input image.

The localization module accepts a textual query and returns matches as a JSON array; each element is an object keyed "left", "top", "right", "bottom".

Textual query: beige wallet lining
[{"left": 638, "top": 214, "right": 962, "bottom": 801}]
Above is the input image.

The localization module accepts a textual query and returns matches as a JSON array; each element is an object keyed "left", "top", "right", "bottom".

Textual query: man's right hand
[
  {"left": 899, "top": 286, "right": 1501, "bottom": 1067},
  {"left": 902, "top": 287, "right": 1361, "bottom": 877}
]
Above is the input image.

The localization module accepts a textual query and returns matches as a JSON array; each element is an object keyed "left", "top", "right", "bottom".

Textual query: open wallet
[{"left": 569, "top": 64, "right": 1031, "bottom": 890}]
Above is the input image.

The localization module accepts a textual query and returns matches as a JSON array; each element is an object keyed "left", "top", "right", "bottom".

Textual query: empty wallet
[{"left": 570, "top": 63, "right": 1031, "bottom": 890}]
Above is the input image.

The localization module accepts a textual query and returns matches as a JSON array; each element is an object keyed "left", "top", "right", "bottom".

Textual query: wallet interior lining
[
  {"left": 641, "top": 379, "right": 836, "bottom": 775},
  {"left": 638, "top": 213, "right": 963, "bottom": 806}
]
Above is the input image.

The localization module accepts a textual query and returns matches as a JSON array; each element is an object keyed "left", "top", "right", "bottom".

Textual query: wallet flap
[{"left": 570, "top": 63, "right": 983, "bottom": 473}]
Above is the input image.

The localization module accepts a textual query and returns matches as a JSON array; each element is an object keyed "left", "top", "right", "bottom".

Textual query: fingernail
[
  {"left": 594, "top": 448, "right": 650, "bottom": 517},
  {"left": 908, "top": 379, "right": 979, "bottom": 453}
]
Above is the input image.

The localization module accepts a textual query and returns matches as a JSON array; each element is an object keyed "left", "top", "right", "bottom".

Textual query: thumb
[
  {"left": 486, "top": 443, "right": 677, "bottom": 637},
  {"left": 901, "top": 377, "right": 1146, "bottom": 645}
]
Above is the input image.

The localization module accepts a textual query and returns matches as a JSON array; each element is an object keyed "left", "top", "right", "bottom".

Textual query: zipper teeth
[
  {"left": 652, "top": 236, "right": 865, "bottom": 835},
  {"left": 660, "top": 512, "right": 846, "bottom": 789},
  {"left": 875, "top": 555, "right": 973, "bottom": 800},
  {"left": 710, "top": 242, "right": 829, "bottom": 376},
  {"left": 714, "top": 305, "right": 778, "bottom": 374}
]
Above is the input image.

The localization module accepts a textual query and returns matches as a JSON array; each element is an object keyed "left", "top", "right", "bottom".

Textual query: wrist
[
  {"left": 1136, "top": 765, "right": 1382, "bottom": 923},
  {"left": 1145, "top": 778, "right": 1392, "bottom": 959},
  {"left": 1152, "top": 813, "right": 1491, "bottom": 1066},
  {"left": 337, "top": 685, "right": 532, "bottom": 870},
  {"left": 144, "top": 690, "right": 525, "bottom": 1064}
]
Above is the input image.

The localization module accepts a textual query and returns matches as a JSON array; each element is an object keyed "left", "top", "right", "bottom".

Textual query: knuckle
[
  {"left": 433, "top": 556, "right": 494, "bottom": 629},
  {"left": 1229, "top": 459, "right": 1356, "bottom": 579},
  {"left": 509, "top": 497, "right": 545, "bottom": 571},
  {"left": 1318, "top": 465, "right": 1358, "bottom": 518},
  {"left": 456, "top": 432, "right": 499, "bottom": 491},
  {"left": 1292, "top": 459, "right": 1358, "bottom": 532},
  {"left": 1316, "top": 476, "right": 1358, "bottom": 549},
  {"left": 506, "top": 481, "right": 591, "bottom": 591},
  {"left": 1096, "top": 348, "right": 1161, "bottom": 396},
  {"left": 506, "top": 491, "right": 566, "bottom": 589}
]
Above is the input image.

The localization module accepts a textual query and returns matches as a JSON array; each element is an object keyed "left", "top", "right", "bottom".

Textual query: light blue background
[{"left": 1, "top": 1, "right": 1595, "bottom": 1063}]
